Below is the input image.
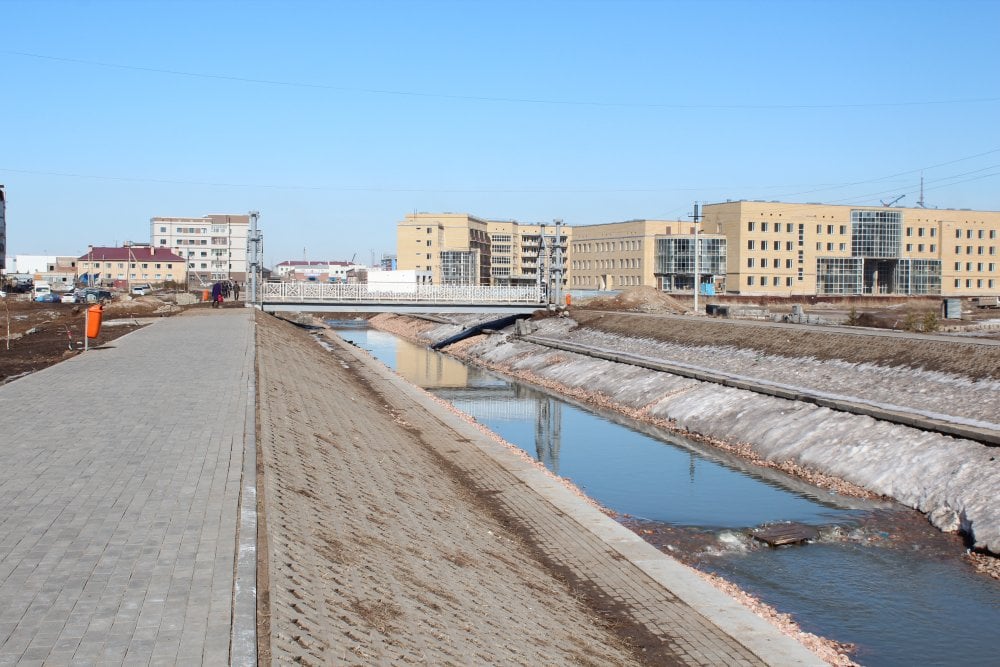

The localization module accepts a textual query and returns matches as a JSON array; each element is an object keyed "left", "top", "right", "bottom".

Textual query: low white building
[{"left": 367, "top": 269, "right": 432, "bottom": 294}]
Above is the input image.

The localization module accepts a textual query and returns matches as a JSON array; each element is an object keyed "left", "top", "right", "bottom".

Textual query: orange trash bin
[
  {"left": 565, "top": 293, "right": 572, "bottom": 307},
  {"left": 202, "top": 289, "right": 210, "bottom": 302},
  {"left": 86, "top": 304, "right": 103, "bottom": 339}
]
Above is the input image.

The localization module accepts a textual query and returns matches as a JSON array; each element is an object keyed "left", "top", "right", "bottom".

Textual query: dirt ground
[
  {"left": 0, "top": 293, "right": 235, "bottom": 384},
  {"left": 570, "top": 299, "right": 1000, "bottom": 380}
]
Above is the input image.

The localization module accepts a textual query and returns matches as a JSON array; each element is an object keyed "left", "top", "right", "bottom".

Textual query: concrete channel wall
[{"left": 412, "top": 316, "right": 1000, "bottom": 555}]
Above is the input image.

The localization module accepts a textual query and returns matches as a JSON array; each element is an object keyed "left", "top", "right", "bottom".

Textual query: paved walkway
[{"left": 0, "top": 310, "right": 255, "bottom": 666}]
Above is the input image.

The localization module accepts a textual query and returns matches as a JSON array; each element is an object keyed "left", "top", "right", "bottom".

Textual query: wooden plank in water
[{"left": 751, "top": 523, "right": 819, "bottom": 547}]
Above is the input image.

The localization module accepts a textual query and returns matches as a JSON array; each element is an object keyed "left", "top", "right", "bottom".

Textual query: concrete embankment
[{"left": 372, "top": 313, "right": 1000, "bottom": 556}]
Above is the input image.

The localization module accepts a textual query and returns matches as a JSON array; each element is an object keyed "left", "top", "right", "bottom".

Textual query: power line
[{"left": 4, "top": 49, "right": 1000, "bottom": 110}]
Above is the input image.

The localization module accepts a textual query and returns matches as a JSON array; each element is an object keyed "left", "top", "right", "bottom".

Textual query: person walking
[
  {"left": 211, "top": 281, "right": 222, "bottom": 308},
  {"left": 233, "top": 281, "right": 240, "bottom": 301}
]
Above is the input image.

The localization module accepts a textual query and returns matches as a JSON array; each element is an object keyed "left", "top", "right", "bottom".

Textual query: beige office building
[
  {"left": 570, "top": 219, "right": 685, "bottom": 291},
  {"left": 397, "top": 213, "right": 490, "bottom": 285},
  {"left": 702, "top": 201, "right": 1000, "bottom": 296}
]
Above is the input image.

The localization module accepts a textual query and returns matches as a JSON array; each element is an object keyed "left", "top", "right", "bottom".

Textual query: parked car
[
  {"left": 80, "top": 288, "right": 113, "bottom": 303},
  {"left": 131, "top": 284, "right": 152, "bottom": 296},
  {"left": 60, "top": 292, "right": 78, "bottom": 304},
  {"left": 35, "top": 293, "right": 61, "bottom": 303}
]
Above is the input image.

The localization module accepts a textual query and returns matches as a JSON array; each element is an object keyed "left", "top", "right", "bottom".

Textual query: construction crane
[{"left": 881, "top": 195, "right": 905, "bottom": 207}]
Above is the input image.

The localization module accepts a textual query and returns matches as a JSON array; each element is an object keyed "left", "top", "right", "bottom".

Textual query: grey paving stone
[{"left": 0, "top": 311, "right": 255, "bottom": 665}]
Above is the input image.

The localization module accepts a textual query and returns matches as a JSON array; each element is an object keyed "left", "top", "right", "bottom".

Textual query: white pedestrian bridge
[{"left": 259, "top": 281, "right": 547, "bottom": 313}]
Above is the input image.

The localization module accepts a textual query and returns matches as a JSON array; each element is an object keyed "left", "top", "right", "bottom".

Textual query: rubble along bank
[{"left": 368, "top": 312, "right": 1000, "bottom": 560}]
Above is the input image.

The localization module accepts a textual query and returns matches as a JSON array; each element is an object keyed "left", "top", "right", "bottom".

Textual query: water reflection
[{"left": 441, "top": 385, "right": 563, "bottom": 474}]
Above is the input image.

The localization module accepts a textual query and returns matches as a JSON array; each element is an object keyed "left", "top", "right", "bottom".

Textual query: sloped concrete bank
[{"left": 368, "top": 313, "right": 1000, "bottom": 560}]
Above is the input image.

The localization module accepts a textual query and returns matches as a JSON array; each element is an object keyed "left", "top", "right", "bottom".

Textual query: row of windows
[
  {"left": 82, "top": 262, "right": 176, "bottom": 269},
  {"left": 905, "top": 227, "right": 937, "bottom": 237},
  {"left": 747, "top": 222, "right": 797, "bottom": 233},
  {"left": 954, "top": 246, "right": 997, "bottom": 255},
  {"left": 954, "top": 279, "right": 996, "bottom": 288},
  {"left": 905, "top": 244, "right": 937, "bottom": 253},
  {"left": 113, "top": 273, "right": 172, "bottom": 280},
  {"left": 747, "top": 240, "right": 796, "bottom": 251},
  {"left": 572, "top": 258, "right": 642, "bottom": 270},
  {"left": 748, "top": 258, "right": 795, "bottom": 269},
  {"left": 571, "top": 275, "right": 643, "bottom": 287},
  {"left": 955, "top": 229, "right": 997, "bottom": 239},
  {"left": 747, "top": 276, "right": 796, "bottom": 287},
  {"left": 572, "top": 240, "right": 642, "bottom": 253},
  {"left": 953, "top": 262, "right": 997, "bottom": 272}
]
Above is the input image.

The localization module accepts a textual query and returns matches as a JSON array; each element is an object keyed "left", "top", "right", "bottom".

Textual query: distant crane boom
[{"left": 881, "top": 194, "right": 905, "bottom": 207}]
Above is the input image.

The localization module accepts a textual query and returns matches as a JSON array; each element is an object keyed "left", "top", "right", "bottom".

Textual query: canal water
[{"left": 332, "top": 323, "right": 1000, "bottom": 666}]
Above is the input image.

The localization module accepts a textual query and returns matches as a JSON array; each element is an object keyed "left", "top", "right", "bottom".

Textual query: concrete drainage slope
[{"left": 417, "top": 316, "right": 1000, "bottom": 555}]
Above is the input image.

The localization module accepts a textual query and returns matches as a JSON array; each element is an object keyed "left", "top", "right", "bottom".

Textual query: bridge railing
[{"left": 261, "top": 281, "right": 545, "bottom": 304}]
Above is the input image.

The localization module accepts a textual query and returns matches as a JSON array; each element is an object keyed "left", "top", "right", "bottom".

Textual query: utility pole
[
  {"left": 247, "top": 211, "right": 262, "bottom": 306},
  {"left": 690, "top": 202, "right": 701, "bottom": 314},
  {"left": 537, "top": 223, "right": 547, "bottom": 302},
  {"left": 553, "top": 219, "right": 564, "bottom": 307}
]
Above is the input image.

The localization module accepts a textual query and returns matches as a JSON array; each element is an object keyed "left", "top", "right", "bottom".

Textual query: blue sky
[{"left": 2, "top": 0, "right": 999, "bottom": 265}]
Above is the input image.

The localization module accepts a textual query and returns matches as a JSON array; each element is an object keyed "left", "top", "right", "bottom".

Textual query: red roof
[{"left": 78, "top": 246, "right": 186, "bottom": 262}]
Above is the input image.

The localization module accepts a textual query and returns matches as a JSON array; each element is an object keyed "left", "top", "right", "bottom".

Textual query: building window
[
  {"left": 918, "top": 228, "right": 925, "bottom": 237},
  {"left": 786, "top": 223, "right": 794, "bottom": 233},
  {"left": 931, "top": 244, "right": 937, "bottom": 252},
  {"left": 786, "top": 259, "right": 793, "bottom": 268},
  {"left": 839, "top": 225, "right": 847, "bottom": 235},
  {"left": 816, "top": 224, "right": 822, "bottom": 234},
  {"left": 760, "top": 258, "right": 768, "bottom": 268},
  {"left": 955, "top": 279, "right": 961, "bottom": 287},
  {"left": 827, "top": 243, "right": 834, "bottom": 251},
  {"left": 786, "top": 241, "right": 794, "bottom": 251},
  {"left": 748, "top": 221, "right": 756, "bottom": 231},
  {"left": 905, "top": 227, "right": 913, "bottom": 237},
  {"left": 748, "top": 240, "right": 756, "bottom": 250},
  {"left": 761, "top": 240, "right": 769, "bottom": 251},
  {"left": 967, "top": 230, "right": 974, "bottom": 239},
  {"left": 840, "top": 243, "right": 847, "bottom": 252},
  {"left": 786, "top": 277, "right": 793, "bottom": 286},
  {"left": 956, "top": 246, "right": 962, "bottom": 254},
  {"left": 955, "top": 229, "right": 962, "bottom": 239},
  {"left": 918, "top": 244, "right": 925, "bottom": 252},
  {"left": 906, "top": 244, "right": 913, "bottom": 252},
  {"left": 761, "top": 222, "right": 769, "bottom": 232},
  {"left": 747, "top": 276, "right": 755, "bottom": 286},
  {"left": 980, "top": 230, "right": 986, "bottom": 239},
  {"left": 816, "top": 242, "right": 823, "bottom": 250},
  {"left": 747, "top": 258, "right": 755, "bottom": 268},
  {"left": 955, "top": 262, "right": 962, "bottom": 271}
]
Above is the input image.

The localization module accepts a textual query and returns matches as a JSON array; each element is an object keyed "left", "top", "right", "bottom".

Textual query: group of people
[{"left": 209, "top": 280, "right": 241, "bottom": 308}]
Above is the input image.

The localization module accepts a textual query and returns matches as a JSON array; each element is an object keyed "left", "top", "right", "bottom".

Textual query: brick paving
[
  {"left": 258, "top": 313, "right": 823, "bottom": 666},
  {"left": 0, "top": 310, "right": 254, "bottom": 666}
]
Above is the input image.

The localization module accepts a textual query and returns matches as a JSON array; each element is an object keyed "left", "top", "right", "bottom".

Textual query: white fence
[{"left": 261, "top": 282, "right": 545, "bottom": 304}]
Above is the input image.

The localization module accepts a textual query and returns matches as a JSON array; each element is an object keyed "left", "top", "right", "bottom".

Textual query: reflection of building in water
[
  {"left": 395, "top": 342, "right": 469, "bottom": 388},
  {"left": 441, "top": 384, "right": 564, "bottom": 474},
  {"left": 534, "top": 396, "right": 562, "bottom": 474}
]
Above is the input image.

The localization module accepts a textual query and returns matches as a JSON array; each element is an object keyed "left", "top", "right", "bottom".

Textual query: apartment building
[
  {"left": 150, "top": 214, "right": 249, "bottom": 287},
  {"left": 702, "top": 201, "right": 1000, "bottom": 296},
  {"left": 77, "top": 246, "right": 187, "bottom": 287},
  {"left": 487, "top": 220, "right": 570, "bottom": 289}
]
